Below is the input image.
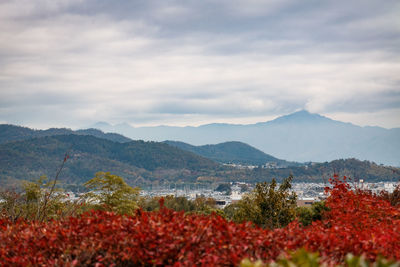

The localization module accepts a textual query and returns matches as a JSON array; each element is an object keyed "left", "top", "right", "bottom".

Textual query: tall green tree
[
  {"left": 84, "top": 172, "right": 140, "bottom": 215},
  {"left": 229, "top": 175, "right": 297, "bottom": 228}
]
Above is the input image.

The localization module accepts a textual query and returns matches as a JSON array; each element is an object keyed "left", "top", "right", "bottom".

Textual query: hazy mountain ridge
[
  {"left": 92, "top": 111, "right": 400, "bottom": 166},
  {"left": 0, "top": 124, "right": 132, "bottom": 144},
  {"left": 163, "top": 140, "right": 297, "bottom": 167}
]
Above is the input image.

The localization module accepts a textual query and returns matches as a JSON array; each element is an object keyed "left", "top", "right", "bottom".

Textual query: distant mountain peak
[
  {"left": 292, "top": 109, "right": 313, "bottom": 116},
  {"left": 270, "top": 110, "right": 331, "bottom": 124}
]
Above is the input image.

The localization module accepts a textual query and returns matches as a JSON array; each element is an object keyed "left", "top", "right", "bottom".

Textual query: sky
[{"left": 0, "top": 0, "right": 399, "bottom": 129}]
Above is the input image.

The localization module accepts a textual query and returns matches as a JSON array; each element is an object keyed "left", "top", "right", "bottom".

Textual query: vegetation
[
  {"left": 139, "top": 195, "right": 196, "bottom": 212},
  {"left": 1, "top": 177, "right": 400, "bottom": 265},
  {"left": 1, "top": 124, "right": 399, "bottom": 265},
  {"left": 379, "top": 183, "right": 400, "bottom": 206},
  {"left": 296, "top": 201, "right": 329, "bottom": 226},
  {"left": 164, "top": 140, "right": 292, "bottom": 166},
  {"left": 0, "top": 171, "right": 141, "bottom": 221},
  {"left": 230, "top": 158, "right": 400, "bottom": 183},
  {"left": 0, "top": 134, "right": 219, "bottom": 186},
  {"left": 139, "top": 195, "right": 225, "bottom": 216},
  {"left": 0, "top": 176, "right": 81, "bottom": 222},
  {"left": 1, "top": 134, "right": 399, "bottom": 189},
  {"left": 1, "top": 124, "right": 399, "bottom": 188},
  {"left": 226, "top": 176, "right": 297, "bottom": 228},
  {"left": 84, "top": 172, "right": 140, "bottom": 215}
]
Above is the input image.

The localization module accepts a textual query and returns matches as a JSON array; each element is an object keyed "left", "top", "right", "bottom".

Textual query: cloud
[{"left": 0, "top": 0, "right": 399, "bottom": 129}]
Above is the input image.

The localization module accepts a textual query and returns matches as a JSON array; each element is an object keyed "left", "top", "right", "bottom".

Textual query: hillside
[
  {"left": 0, "top": 131, "right": 398, "bottom": 188},
  {"left": 240, "top": 158, "right": 400, "bottom": 183},
  {"left": 0, "top": 135, "right": 218, "bottom": 187},
  {"left": 163, "top": 140, "right": 295, "bottom": 167},
  {"left": 92, "top": 110, "right": 400, "bottom": 166},
  {"left": 0, "top": 124, "right": 131, "bottom": 144}
]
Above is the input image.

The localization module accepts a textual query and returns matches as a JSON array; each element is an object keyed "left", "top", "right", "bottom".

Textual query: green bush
[{"left": 296, "top": 201, "right": 329, "bottom": 226}]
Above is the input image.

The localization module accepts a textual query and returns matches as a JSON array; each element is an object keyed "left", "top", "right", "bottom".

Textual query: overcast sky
[{"left": 0, "top": 0, "right": 399, "bottom": 129}]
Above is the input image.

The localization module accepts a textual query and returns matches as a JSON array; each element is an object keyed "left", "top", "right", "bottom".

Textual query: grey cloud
[
  {"left": 320, "top": 90, "right": 400, "bottom": 114},
  {"left": 0, "top": 0, "right": 399, "bottom": 128},
  {"left": 0, "top": 89, "right": 88, "bottom": 108}
]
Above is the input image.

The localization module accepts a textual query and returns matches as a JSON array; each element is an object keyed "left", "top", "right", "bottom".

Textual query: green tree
[
  {"left": 229, "top": 175, "right": 297, "bottom": 229},
  {"left": 84, "top": 172, "right": 140, "bottom": 215}
]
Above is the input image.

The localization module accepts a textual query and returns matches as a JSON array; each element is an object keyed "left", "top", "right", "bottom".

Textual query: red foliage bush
[
  {"left": 1, "top": 177, "right": 399, "bottom": 266},
  {"left": 266, "top": 176, "right": 400, "bottom": 264}
]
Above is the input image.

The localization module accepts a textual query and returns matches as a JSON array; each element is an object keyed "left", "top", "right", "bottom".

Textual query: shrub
[
  {"left": 0, "top": 176, "right": 75, "bottom": 222},
  {"left": 296, "top": 201, "right": 329, "bottom": 226}
]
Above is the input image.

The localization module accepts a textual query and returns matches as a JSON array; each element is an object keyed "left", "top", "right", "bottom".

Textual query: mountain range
[
  {"left": 0, "top": 127, "right": 399, "bottom": 187},
  {"left": 92, "top": 110, "right": 400, "bottom": 167},
  {"left": 1, "top": 124, "right": 292, "bottom": 167}
]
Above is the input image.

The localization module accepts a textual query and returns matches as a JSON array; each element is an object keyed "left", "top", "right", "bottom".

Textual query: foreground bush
[{"left": 1, "top": 177, "right": 399, "bottom": 266}]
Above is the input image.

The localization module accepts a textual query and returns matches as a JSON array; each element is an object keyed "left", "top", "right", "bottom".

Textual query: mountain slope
[
  {"left": 0, "top": 135, "right": 218, "bottom": 186},
  {"left": 0, "top": 124, "right": 132, "bottom": 144},
  {"left": 92, "top": 110, "right": 400, "bottom": 166},
  {"left": 164, "top": 140, "right": 294, "bottom": 166},
  {"left": 230, "top": 158, "right": 400, "bottom": 183}
]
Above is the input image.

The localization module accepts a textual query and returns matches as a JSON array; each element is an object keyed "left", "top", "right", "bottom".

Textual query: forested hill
[
  {"left": 242, "top": 158, "right": 400, "bottom": 183},
  {"left": 1, "top": 127, "right": 398, "bottom": 187},
  {"left": 0, "top": 135, "right": 218, "bottom": 186},
  {"left": 163, "top": 140, "right": 296, "bottom": 167},
  {"left": 0, "top": 124, "right": 131, "bottom": 144}
]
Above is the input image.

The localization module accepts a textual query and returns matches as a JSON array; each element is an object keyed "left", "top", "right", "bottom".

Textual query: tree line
[{"left": 1, "top": 171, "right": 337, "bottom": 229}]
